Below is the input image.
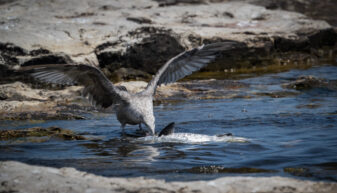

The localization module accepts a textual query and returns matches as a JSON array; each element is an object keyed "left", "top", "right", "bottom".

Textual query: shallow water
[{"left": 1, "top": 65, "right": 337, "bottom": 181}]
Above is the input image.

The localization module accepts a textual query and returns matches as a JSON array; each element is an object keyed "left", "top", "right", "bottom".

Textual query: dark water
[{"left": 1, "top": 65, "right": 337, "bottom": 181}]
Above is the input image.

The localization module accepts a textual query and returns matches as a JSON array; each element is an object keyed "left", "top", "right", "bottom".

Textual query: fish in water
[
  {"left": 20, "top": 41, "right": 244, "bottom": 135},
  {"left": 158, "top": 122, "right": 175, "bottom": 137},
  {"left": 125, "top": 122, "right": 233, "bottom": 141},
  {"left": 124, "top": 122, "right": 175, "bottom": 138}
]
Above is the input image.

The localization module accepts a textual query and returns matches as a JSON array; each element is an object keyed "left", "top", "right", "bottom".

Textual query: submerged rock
[
  {"left": 283, "top": 75, "right": 337, "bottom": 90},
  {"left": 254, "top": 91, "right": 299, "bottom": 98}
]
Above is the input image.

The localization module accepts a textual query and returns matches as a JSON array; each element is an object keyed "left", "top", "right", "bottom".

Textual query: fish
[
  {"left": 158, "top": 122, "right": 175, "bottom": 137},
  {"left": 124, "top": 122, "right": 176, "bottom": 138}
]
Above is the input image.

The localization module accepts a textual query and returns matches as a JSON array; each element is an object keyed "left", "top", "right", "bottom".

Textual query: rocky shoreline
[
  {"left": 1, "top": 0, "right": 337, "bottom": 192},
  {"left": 0, "top": 161, "right": 336, "bottom": 193}
]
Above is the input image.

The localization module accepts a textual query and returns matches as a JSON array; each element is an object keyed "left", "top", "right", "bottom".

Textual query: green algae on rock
[
  {"left": 0, "top": 112, "right": 86, "bottom": 121},
  {"left": 0, "top": 127, "right": 86, "bottom": 142},
  {"left": 284, "top": 167, "right": 313, "bottom": 178}
]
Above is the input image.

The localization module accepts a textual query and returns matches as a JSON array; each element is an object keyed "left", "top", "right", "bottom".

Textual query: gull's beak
[
  {"left": 149, "top": 128, "right": 155, "bottom": 136},
  {"left": 145, "top": 124, "right": 155, "bottom": 136}
]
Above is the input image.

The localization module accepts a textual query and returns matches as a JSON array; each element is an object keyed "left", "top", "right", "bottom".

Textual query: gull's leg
[
  {"left": 138, "top": 124, "right": 143, "bottom": 131},
  {"left": 136, "top": 123, "right": 147, "bottom": 136},
  {"left": 121, "top": 123, "right": 126, "bottom": 135}
]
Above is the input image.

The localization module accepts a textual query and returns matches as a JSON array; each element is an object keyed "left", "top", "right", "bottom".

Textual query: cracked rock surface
[{"left": 0, "top": 0, "right": 336, "bottom": 82}]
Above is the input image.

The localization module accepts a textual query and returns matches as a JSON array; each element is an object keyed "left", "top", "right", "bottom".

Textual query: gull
[{"left": 21, "top": 42, "right": 241, "bottom": 135}]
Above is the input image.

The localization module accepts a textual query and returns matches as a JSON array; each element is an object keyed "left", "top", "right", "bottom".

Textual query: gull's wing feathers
[
  {"left": 144, "top": 41, "right": 244, "bottom": 95},
  {"left": 20, "top": 64, "right": 130, "bottom": 108}
]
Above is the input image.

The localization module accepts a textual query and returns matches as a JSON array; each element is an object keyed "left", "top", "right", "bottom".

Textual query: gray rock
[
  {"left": 0, "top": 161, "right": 336, "bottom": 193},
  {"left": 0, "top": 0, "right": 336, "bottom": 82},
  {"left": 155, "top": 0, "right": 337, "bottom": 26},
  {"left": 0, "top": 82, "right": 92, "bottom": 120},
  {"left": 239, "top": 0, "right": 337, "bottom": 27}
]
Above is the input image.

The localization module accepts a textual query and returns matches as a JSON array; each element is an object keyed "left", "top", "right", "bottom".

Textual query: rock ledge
[{"left": 0, "top": 161, "right": 336, "bottom": 193}]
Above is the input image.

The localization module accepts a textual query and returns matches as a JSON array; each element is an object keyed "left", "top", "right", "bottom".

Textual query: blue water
[{"left": 1, "top": 65, "right": 337, "bottom": 181}]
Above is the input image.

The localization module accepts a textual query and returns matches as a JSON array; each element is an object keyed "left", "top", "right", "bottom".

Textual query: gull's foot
[
  {"left": 120, "top": 131, "right": 129, "bottom": 139},
  {"left": 137, "top": 124, "right": 143, "bottom": 132},
  {"left": 123, "top": 131, "right": 146, "bottom": 138},
  {"left": 135, "top": 129, "right": 148, "bottom": 136}
]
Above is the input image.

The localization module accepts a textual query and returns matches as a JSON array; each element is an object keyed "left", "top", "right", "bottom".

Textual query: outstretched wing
[
  {"left": 20, "top": 64, "right": 130, "bottom": 108},
  {"left": 143, "top": 41, "right": 244, "bottom": 95}
]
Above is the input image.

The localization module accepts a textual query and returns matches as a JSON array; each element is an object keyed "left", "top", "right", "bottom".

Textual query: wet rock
[
  {"left": 283, "top": 75, "right": 337, "bottom": 90},
  {"left": 254, "top": 91, "right": 299, "bottom": 98},
  {"left": 0, "top": 111, "right": 85, "bottom": 121},
  {"left": 0, "top": 161, "right": 336, "bottom": 193},
  {"left": 284, "top": 167, "right": 313, "bottom": 178},
  {"left": 0, "top": 127, "right": 86, "bottom": 141},
  {"left": 185, "top": 165, "right": 276, "bottom": 174}
]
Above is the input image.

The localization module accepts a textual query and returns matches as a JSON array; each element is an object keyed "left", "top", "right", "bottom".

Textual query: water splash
[{"left": 138, "top": 133, "right": 248, "bottom": 144}]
